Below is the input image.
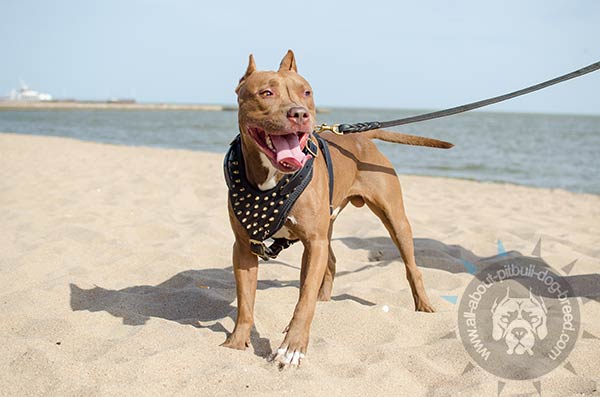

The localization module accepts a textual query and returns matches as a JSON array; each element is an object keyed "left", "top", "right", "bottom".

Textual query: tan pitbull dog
[{"left": 222, "top": 50, "right": 453, "bottom": 367}]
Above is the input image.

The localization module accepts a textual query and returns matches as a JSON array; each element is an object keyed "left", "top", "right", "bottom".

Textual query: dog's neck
[{"left": 240, "top": 136, "right": 285, "bottom": 191}]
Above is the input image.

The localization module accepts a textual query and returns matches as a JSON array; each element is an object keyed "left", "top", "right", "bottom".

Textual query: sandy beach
[{"left": 0, "top": 132, "right": 598, "bottom": 396}]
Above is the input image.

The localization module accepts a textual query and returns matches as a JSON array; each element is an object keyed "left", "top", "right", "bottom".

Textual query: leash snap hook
[{"left": 314, "top": 123, "right": 342, "bottom": 135}]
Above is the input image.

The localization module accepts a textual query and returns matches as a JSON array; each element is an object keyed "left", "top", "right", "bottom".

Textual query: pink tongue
[{"left": 270, "top": 134, "right": 308, "bottom": 169}]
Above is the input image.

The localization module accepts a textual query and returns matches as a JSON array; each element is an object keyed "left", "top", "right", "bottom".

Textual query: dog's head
[
  {"left": 491, "top": 287, "right": 548, "bottom": 355},
  {"left": 235, "top": 50, "right": 315, "bottom": 173}
]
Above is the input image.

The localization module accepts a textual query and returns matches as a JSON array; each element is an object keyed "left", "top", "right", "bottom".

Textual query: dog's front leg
[
  {"left": 221, "top": 240, "right": 258, "bottom": 350},
  {"left": 274, "top": 238, "right": 328, "bottom": 367}
]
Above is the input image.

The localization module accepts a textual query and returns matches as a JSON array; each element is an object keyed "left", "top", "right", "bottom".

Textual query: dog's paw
[
  {"left": 220, "top": 333, "right": 250, "bottom": 350},
  {"left": 269, "top": 330, "right": 308, "bottom": 369},
  {"left": 270, "top": 346, "right": 305, "bottom": 369},
  {"left": 415, "top": 300, "right": 436, "bottom": 313}
]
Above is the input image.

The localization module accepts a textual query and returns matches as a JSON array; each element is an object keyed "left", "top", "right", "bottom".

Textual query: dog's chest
[{"left": 224, "top": 136, "right": 313, "bottom": 243}]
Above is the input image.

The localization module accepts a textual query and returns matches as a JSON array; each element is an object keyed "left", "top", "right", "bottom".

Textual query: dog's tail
[{"left": 362, "top": 129, "right": 453, "bottom": 149}]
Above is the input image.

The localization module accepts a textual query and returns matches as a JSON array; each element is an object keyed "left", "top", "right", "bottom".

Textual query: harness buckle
[
  {"left": 314, "top": 123, "right": 342, "bottom": 135},
  {"left": 249, "top": 239, "right": 267, "bottom": 259},
  {"left": 305, "top": 137, "right": 319, "bottom": 158}
]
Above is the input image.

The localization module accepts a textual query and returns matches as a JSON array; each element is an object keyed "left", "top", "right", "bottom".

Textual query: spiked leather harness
[{"left": 224, "top": 133, "right": 333, "bottom": 260}]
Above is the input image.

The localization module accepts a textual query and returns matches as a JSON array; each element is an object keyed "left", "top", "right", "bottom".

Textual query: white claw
[
  {"left": 291, "top": 351, "right": 301, "bottom": 365},
  {"left": 283, "top": 351, "right": 294, "bottom": 364},
  {"left": 273, "top": 346, "right": 306, "bottom": 368},
  {"left": 274, "top": 347, "right": 287, "bottom": 361}
]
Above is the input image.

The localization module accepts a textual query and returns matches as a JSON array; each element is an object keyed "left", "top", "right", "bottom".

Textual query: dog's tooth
[{"left": 266, "top": 135, "right": 274, "bottom": 150}]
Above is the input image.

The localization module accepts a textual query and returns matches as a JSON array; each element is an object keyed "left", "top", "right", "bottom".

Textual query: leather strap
[
  {"left": 336, "top": 61, "right": 600, "bottom": 133},
  {"left": 314, "top": 134, "right": 334, "bottom": 215},
  {"left": 224, "top": 134, "right": 319, "bottom": 260}
]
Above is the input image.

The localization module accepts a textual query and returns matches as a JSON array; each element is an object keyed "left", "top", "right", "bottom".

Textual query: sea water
[{"left": 1, "top": 108, "right": 598, "bottom": 194}]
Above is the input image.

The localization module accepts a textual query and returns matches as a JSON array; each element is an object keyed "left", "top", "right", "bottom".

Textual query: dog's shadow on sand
[
  {"left": 70, "top": 238, "right": 599, "bottom": 357},
  {"left": 69, "top": 268, "right": 291, "bottom": 358},
  {"left": 339, "top": 236, "right": 600, "bottom": 301},
  {"left": 69, "top": 263, "right": 380, "bottom": 358}
]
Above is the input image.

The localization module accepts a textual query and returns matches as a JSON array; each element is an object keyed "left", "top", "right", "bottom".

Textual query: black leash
[{"left": 314, "top": 61, "right": 600, "bottom": 135}]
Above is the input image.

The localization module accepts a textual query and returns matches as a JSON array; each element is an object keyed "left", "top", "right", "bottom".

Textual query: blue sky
[{"left": 1, "top": 0, "right": 599, "bottom": 114}]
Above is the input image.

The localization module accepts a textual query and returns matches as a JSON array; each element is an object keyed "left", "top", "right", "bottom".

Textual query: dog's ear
[
  {"left": 529, "top": 289, "right": 548, "bottom": 313},
  {"left": 491, "top": 297, "right": 504, "bottom": 341},
  {"left": 529, "top": 289, "right": 549, "bottom": 340},
  {"left": 278, "top": 49, "right": 297, "bottom": 73},
  {"left": 537, "top": 321, "right": 548, "bottom": 340},
  {"left": 235, "top": 54, "right": 256, "bottom": 94}
]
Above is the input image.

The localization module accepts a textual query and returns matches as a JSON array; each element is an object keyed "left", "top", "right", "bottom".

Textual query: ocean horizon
[{"left": 1, "top": 107, "right": 599, "bottom": 194}]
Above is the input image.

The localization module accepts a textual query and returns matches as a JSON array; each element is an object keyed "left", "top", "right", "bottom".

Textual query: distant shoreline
[
  {"left": 0, "top": 100, "right": 331, "bottom": 113},
  {"left": 0, "top": 100, "right": 236, "bottom": 111}
]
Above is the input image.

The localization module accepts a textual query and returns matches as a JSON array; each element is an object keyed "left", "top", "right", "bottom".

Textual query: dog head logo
[{"left": 491, "top": 287, "right": 548, "bottom": 356}]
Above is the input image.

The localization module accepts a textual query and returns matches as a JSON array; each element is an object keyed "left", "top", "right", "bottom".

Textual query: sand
[{"left": 0, "top": 132, "right": 598, "bottom": 396}]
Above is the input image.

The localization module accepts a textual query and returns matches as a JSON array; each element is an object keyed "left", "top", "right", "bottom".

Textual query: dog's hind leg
[{"left": 364, "top": 181, "right": 435, "bottom": 313}]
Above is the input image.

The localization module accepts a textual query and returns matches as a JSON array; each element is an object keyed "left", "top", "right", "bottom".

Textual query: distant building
[{"left": 6, "top": 81, "right": 53, "bottom": 101}]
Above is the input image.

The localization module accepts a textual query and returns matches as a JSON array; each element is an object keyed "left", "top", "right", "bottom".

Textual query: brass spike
[
  {"left": 232, "top": 193, "right": 238, "bottom": 197},
  {"left": 261, "top": 214, "right": 266, "bottom": 219},
  {"left": 265, "top": 223, "right": 270, "bottom": 228},
  {"left": 245, "top": 203, "right": 250, "bottom": 208},
  {"left": 269, "top": 217, "right": 275, "bottom": 221},
  {"left": 245, "top": 210, "right": 250, "bottom": 215},
  {"left": 274, "top": 209, "right": 279, "bottom": 213},
  {"left": 235, "top": 179, "right": 240, "bottom": 183},
  {"left": 246, "top": 224, "right": 251, "bottom": 229},
  {"left": 240, "top": 187, "right": 245, "bottom": 192},
  {"left": 262, "top": 206, "right": 268, "bottom": 211},
  {"left": 242, "top": 217, "right": 247, "bottom": 223},
  {"left": 253, "top": 213, "right": 258, "bottom": 218},
  {"left": 254, "top": 204, "right": 259, "bottom": 209},
  {"left": 252, "top": 222, "right": 258, "bottom": 227}
]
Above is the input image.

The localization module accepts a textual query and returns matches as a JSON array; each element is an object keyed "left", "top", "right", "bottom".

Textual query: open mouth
[{"left": 247, "top": 126, "right": 311, "bottom": 172}]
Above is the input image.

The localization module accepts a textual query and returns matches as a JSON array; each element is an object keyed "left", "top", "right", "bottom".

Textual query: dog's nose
[
  {"left": 287, "top": 106, "right": 310, "bottom": 124},
  {"left": 511, "top": 327, "right": 527, "bottom": 340}
]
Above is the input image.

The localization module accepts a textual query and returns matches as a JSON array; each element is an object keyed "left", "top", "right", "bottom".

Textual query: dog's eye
[
  {"left": 259, "top": 90, "right": 274, "bottom": 97},
  {"left": 304, "top": 90, "right": 311, "bottom": 97},
  {"left": 527, "top": 313, "right": 539, "bottom": 324}
]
